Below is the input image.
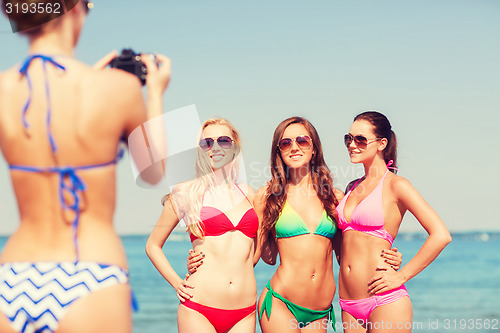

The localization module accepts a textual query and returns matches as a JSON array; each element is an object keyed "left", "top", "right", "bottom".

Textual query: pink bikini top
[
  {"left": 190, "top": 184, "right": 259, "bottom": 242},
  {"left": 335, "top": 169, "right": 394, "bottom": 245}
]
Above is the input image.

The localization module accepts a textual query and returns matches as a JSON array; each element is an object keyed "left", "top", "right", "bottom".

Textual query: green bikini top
[{"left": 275, "top": 201, "right": 336, "bottom": 239}]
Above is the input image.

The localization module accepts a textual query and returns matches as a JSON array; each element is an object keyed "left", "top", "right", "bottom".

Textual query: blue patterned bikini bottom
[{"left": 0, "top": 261, "right": 130, "bottom": 333}]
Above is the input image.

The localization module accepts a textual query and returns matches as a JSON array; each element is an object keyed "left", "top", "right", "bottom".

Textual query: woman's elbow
[
  {"left": 145, "top": 241, "right": 158, "bottom": 259},
  {"left": 434, "top": 230, "right": 452, "bottom": 248},
  {"left": 442, "top": 232, "right": 452, "bottom": 246}
]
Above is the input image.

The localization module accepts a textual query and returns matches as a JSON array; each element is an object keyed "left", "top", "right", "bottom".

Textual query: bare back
[{"left": 0, "top": 57, "right": 146, "bottom": 266}]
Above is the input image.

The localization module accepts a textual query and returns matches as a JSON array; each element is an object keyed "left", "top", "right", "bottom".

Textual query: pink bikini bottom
[{"left": 339, "top": 285, "right": 409, "bottom": 323}]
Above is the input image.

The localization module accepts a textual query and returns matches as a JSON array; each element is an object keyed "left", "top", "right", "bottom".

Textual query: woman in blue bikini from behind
[{"left": 0, "top": 1, "right": 170, "bottom": 332}]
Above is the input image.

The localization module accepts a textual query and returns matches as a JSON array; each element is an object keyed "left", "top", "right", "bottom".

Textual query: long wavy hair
[
  {"left": 260, "top": 116, "right": 338, "bottom": 241},
  {"left": 162, "top": 118, "right": 242, "bottom": 240}
]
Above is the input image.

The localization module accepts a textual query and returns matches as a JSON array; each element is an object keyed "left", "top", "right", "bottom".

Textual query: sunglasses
[
  {"left": 344, "top": 133, "right": 381, "bottom": 148},
  {"left": 278, "top": 135, "right": 312, "bottom": 152},
  {"left": 199, "top": 136, "right": 234, "bottom": 151},
  {"left": 83, "top": 0, "right": 93, "bottom": 13}
]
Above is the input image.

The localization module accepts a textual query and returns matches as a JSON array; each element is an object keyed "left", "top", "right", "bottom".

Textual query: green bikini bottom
[{"left": 259, "top": 281, "right": 336, "bottom": 330}]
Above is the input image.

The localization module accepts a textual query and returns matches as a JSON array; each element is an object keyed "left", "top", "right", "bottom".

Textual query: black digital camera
[{"left": 110, "top": 49, "right": 152, "bottom": 86}]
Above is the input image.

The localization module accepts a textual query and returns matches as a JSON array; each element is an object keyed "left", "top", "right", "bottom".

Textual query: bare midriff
[
  {"left": 339, "top": 230, "right": 392, "bottom": 300},
  {"left": 188, "top": 233, "right": 257, "bottom": 309},
  {"left": 270, "top": 235, "right": 335, "bottom": 310}
]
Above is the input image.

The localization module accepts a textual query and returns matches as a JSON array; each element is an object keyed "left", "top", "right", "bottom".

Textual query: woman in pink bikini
[
  {"left": 146, "top": 118, "right": 259, "bottom": 333},
  {"left": 336, "top": 111, "right": 451, "bottom": 332},
  {"left": 186, "top": 116, "right": 404, "bottom": 333}
]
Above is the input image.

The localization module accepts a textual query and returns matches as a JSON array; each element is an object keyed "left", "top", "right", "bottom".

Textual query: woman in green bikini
[
  {"left": 254, "top": 116, "right": 342, "bottom": 332},
  {"left": 188, "top": 116, "right": 402, "bottom": 333}
]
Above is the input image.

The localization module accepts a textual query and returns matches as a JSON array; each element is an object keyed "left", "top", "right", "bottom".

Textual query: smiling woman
[
  {"left": 255, "top": 116, "right": 341, "bottom": 333},
  {"left": 336, "top": 111, "right": 451, "bottom": 332},
  {"left": 199, "top": 130, "right": 237, "bottom": 171},
  {"left": 147, "top": 118, "right": 260, "bottom": 333}
]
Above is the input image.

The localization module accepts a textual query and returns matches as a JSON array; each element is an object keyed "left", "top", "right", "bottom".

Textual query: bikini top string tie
[
  {"left": 15, "top": 54, "right": 125, "bottom": 262},
  {"left": 386, "top": 159, "right": 399, "bottom": 172},
  {"left": 19, "top": 54, "right": 66, "bottom": 153}
]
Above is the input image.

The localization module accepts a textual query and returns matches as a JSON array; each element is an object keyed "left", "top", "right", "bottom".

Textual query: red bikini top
[{"left": 189, "top": 184, "right": 259, "bottom": 242}]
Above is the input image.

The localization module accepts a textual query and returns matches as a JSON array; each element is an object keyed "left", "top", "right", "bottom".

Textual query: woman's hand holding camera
[
  {"left": 93, "top": 50, "right": 171, "bottom": 98},
  {"left": 93, "top": 50, "right": 119, "bottom": 70},
  {"left": 141, "top": 53, "right": 171, "bottom": 97}
]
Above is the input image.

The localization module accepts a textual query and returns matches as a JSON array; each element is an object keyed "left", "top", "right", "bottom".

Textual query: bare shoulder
[
  {"left": 253, "top": 185, "right": 269, "bottom": 209},
  {"left": 170, "top": 181, "right": 192, "bottom": 198},
  {"left": 84, "top": 68, "right": 142, "bottom": 98},
  {"left": 255, "top": 185, "right": 268, "bottom": 200},
  {"left": 0, "top": 67, "right": 28, "bottom": 114},
  {"left": 82, "top": 68, "right": 146, "bottom": 135},
  {"left": 387, "top": 173, "right": 415, "bottom": 196},
  {"left": 237, "top": 183, "right": 256, "bottom": 201},
  {"left": 0, "top": 66, "right": 22, "bottom": 91},
  {"left": 0, "top": 65, "right": 21, "bottom": 77},
  {"left": 163, "top": 182, "right": 192, "bottom": 218},
  {"left": 333, "top": 187, "right": 345, "bottom": 202}
]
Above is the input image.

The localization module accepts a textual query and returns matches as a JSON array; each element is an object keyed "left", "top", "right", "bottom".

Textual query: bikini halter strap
[
  {"left": 201, "top": 182, "right": 250, "bottom": 206},
  {"left": 9, "top": 148, "right": 125, "bottom": 261},
  {"left": 350, "top": 160, "right": 398, "bottom": 193},
  {"left": 19, "top": 54, "right": 66, "bottom": 153}
]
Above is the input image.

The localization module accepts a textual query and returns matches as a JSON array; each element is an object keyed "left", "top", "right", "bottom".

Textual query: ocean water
[{"left": 1, "top": 232, "right": 499, "bottom": 333}]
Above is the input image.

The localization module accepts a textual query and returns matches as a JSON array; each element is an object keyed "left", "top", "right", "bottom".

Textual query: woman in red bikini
[
  {"left": 336, "top": 111, "right": 451, "bottom": 332},
  {"left": 186, "top": 116, "right": 404, "bottom": 333},
  {"left": 146, "top": 118, "right": 259, "bottom": 333}
]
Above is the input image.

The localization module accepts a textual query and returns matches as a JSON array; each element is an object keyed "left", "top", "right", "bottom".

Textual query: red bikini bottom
[{"left": 181, "top": 299, "right": 256, "bottom": 333}]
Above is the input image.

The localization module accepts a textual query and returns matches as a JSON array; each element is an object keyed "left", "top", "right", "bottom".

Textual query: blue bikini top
[{"left": 8, "top": 54, "right": 124, "bottom": 261}]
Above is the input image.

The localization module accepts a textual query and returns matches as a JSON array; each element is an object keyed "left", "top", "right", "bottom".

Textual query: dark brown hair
[
  {"left": 2, "top": 0, "right": 79, "bottom": 35},
  {"left": 354, "top": 111, "right": 398, "bottom": 172},
  {"left": 261, "top": 116, "right": 338, "bottom": 241}
]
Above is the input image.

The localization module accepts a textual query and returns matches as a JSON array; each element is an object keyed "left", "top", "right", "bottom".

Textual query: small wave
[
  {"left": 450, "top": 231, "right": 500, "bottom": 241},
  {"left": 397, "top": 231, "right": 500, "bottom": 242}
]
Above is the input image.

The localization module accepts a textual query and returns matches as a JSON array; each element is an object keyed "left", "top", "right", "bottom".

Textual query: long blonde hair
[{"left": 162, "top": 118, "right": 242, "bottom": 239}]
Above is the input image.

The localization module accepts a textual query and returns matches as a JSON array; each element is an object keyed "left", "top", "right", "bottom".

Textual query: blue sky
[{"left": 0, "top": 0, "right": 499, "bottom": 234}]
